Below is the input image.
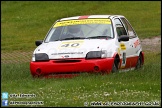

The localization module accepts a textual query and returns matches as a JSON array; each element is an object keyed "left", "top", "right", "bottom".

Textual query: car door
[
  {"left": 114, "top": 18, "right": 132, "bottom": 69},
  {"left": 120, "top": 17, "right": 140, "bottom": 68}
]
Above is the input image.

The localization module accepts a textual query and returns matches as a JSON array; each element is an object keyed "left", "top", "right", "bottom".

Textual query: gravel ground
[
  {"left": 140, "top": 36, "right": 161, "bottom": 52},
  {"left": 1, "top": 36, "right": 161, "bottom": 64}
]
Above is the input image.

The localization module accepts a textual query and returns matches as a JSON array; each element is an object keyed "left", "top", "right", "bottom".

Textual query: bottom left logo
[{"left": 2, "top": 100, "right": 8, "bottom": 106}]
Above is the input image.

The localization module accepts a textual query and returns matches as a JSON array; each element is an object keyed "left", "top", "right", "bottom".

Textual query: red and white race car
[{"left": 30, "top": 15, "right": 144, "bottom": 78}]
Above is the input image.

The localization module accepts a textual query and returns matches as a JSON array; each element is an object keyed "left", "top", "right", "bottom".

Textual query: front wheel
[
  {"left": 135, "top": 54, "right": 142, "bottom": 69},
  {"left": 112, "top": 58, "right": 120, "bottom": 73}
]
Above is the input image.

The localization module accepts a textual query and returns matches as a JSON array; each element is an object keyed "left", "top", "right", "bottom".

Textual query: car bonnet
[{"left": 34, "top": 39, "right": 114, "bottom": 59}]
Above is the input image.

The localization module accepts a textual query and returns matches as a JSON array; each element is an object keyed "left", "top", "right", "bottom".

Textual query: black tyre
[
  {"left": 112, "top": 58, "right": 119, "bottom": 73},
  {"left": 135, "top": 54, "right": 142, "bottom": 69}
]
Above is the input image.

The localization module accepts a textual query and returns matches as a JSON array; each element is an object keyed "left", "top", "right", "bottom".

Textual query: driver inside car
[{"left": 66, "top": 25, "right": 84, "bottom": 37}]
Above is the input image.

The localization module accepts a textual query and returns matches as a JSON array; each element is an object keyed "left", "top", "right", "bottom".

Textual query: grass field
[
  {"left": 1, "top": 51, "right": 161, "bottom": 107},
  {"left": 1, "top": 1, "right": 161, "bottom": 107}
]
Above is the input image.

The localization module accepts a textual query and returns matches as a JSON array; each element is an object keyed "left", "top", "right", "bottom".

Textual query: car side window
[
  {"left": 121, "top": 18, "right": 136, "bottom": 38},
  {"left": 114, "top": 18, "right": 127, "bottom": 37}
]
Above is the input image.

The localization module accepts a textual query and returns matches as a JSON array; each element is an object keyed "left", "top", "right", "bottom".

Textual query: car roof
[{"left": 59, "top": 15, "right": 125, "bottom": 21}]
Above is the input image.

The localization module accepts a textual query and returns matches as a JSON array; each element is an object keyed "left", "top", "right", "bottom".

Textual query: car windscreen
[{"left": 44, "top": 19, "right": 113, "bottom": 42}]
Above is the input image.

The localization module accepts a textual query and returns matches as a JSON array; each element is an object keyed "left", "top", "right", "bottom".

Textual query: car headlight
[
  {"left": 86, "top": 50, "right": 107, "bottom": 59},
  {"left": 32, "top": 54, "right": 36, "bottom": 61},
  {"left": 32, "top": 53, "right": 49, "bottom": 61}
]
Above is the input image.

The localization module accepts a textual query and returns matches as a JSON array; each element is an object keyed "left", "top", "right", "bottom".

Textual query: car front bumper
[{"left": 30, "top": 58, "right": 114, "bottom": 77}]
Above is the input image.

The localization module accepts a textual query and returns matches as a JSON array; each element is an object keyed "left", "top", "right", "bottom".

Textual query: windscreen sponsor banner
[{"left": 54, "top": 19, "right": 111, "bottom": 27}]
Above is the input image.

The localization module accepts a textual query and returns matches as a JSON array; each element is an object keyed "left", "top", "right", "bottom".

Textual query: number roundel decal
[
  {"left": 61, "top": 43, "right": 79, "bottom": 47},
  {"left": 59, "top": 41, "right": 84, "bottom": 48}
]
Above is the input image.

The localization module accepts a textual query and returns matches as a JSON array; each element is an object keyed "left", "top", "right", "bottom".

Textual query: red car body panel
[{"left": 30, "top": 58, "right": 114, "bottom": 77}]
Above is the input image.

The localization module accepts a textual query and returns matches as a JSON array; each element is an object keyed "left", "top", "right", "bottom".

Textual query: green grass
[
  {"left": 1, "top": 1, "right": 161, "bottom": 52},
  {"left": 1, "top": 51, "right": 161, "bottom": 107}
]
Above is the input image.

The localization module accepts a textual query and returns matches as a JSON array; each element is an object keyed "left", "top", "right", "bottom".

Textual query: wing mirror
[
  {"left": 118, "top": 35, "right": 129, "bottom": 42},
  {"left": 35, "top": 40, "right": 43, "bottom": 46}
]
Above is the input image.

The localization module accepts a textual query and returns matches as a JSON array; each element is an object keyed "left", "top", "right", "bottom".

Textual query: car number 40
[{"left": 61, "top": 43, "right": 80, "bottom": 47}]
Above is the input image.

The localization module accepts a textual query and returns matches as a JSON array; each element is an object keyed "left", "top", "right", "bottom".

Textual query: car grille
[{"left": 53, "top": 59, "right": 82, "bottom": 63}]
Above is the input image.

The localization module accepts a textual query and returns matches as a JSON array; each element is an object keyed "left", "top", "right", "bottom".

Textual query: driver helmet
[{"left": 67, "top": 25, "right": 82, "bottom": 34}]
